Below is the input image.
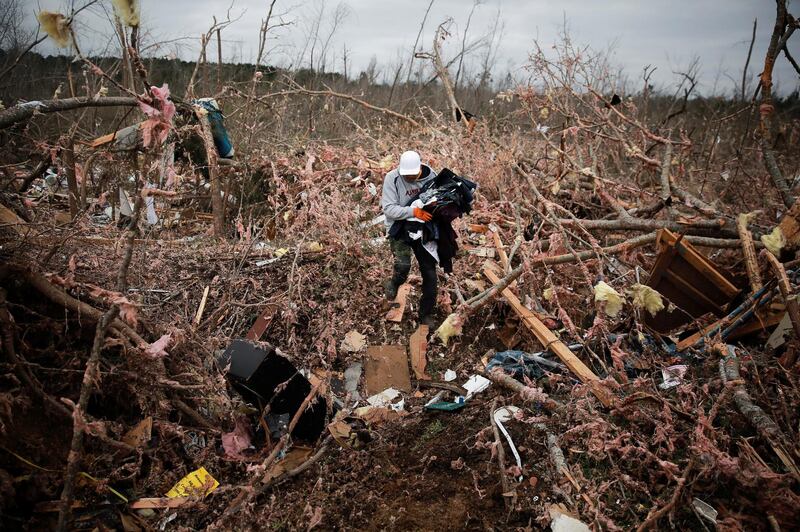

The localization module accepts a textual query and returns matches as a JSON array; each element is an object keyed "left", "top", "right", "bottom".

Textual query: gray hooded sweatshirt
[{"left": 381, "top": 164, "right": 436, "bottom": 231}]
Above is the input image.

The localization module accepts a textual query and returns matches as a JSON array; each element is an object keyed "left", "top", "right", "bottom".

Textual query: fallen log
[
  {"left": 558, "top": 217, "right": 739, "bottom": 238},
  {"left": 481, "top": 368, "right": 563, "bottom": 412},
  {"left": 717, "top": 344, "right": 800, "bottom": 482}
]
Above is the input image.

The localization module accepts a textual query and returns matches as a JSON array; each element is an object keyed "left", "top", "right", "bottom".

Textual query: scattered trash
[
  {"left": 165, "top": 467, "right": 219, "bottom": 498},
  {"left": 424, "top": 394, "right": 466, "bottom": 411},
  {"left": 593, "top": 281, "right": 624, "bottom": 317},
  {"left": 468, "top": 247, "right": 496, "bottom": 258},
  {"left": 364, "top": 345, "right": 412, "bottom": 395},
  {"left": 462, "top": 375, "right": 491, "bottom": 398},
  {"left": 691, "top": 497, "right": 718, "bottom": 525},
  {"left": 366, "top": 388, "right": 405, "bottom": 411},
  {"left": 549, "top": 503, "right": 590, "bottom": 532},
  {"left": 193, "top": 98, "right": 234, "bottom": 158},
  {"left": 486, "top": 350, "right": 569, "bottom": 380},
  {"left": 767, "top": 313, "right": 792, "bottom": 349},
  {"left": 629, "top": 284, "right": 665, "bottom": 316},
  {"left": 659, "top": 365, "right": 688, "bottom": 390},
  {"left": 219, "top": 339, "right": 327, "bottom": 441},
  {"left": 183, "top": 432, "right": 206, "bottom": 455},
  {"left": 221, "top": 417, "right": 253, "bottom": 459},
  {"left": 341, "top": 330, "right": 367, "bottom": 353},
  {"left": 262, "top": 447, "right": 313, "bottom": 483},
  {"left": 443, "top": 369, "right": 457, "bottom": 382},
  {"left": 493, "top": 406, "right": 523, "bottom": 480},
  {"left": 344, "top": 362, "right": 363, "bottom": 401},
  {"left": 385, "top": 283, "right": 411, "bottom": 322},
  {"left": 435, "top": 312, "right": 463, "bottom": 345}
]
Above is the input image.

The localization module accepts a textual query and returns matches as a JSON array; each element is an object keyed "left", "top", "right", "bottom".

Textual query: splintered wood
[
  {"left": 364, "top": 345, "right": 412, "bottom": 395},
  {"left": 409, "top": 325, "right": 430, "bottom": 380},
  {"left": 483, "top": 264, "right": 614, "bottom": 408},
  {"left": 385, "top": 283, "right": 411, "bottom": 322}
]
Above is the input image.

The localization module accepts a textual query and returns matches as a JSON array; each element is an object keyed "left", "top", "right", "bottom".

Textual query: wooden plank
[
  {"left": 409, "top": 325, "right": 430, "bottom": 380},
  {"left": 245, "top": 303, "right": 280, "bottom": 341},
  {"left": 491, "top": 231, "right": 510, "bottom": 272},
  {"left": 194, "top": 285, "right": 210, "bottom": 325},
  {"left": 385, "top": 283, "right": 411, "bottom": 322},
  {"left": 483, "top": 266, "right": 613, "bottom": 407},
  {"left": 130, "top": 497, "right": 190, "bottom": 509},
  {"left": 364, "top": 345, "right": 412, "bottom": 395}
]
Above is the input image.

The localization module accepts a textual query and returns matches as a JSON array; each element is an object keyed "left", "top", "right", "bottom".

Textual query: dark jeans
[{"left": 389, "top": 239, "right": 438, "bottom": 320}]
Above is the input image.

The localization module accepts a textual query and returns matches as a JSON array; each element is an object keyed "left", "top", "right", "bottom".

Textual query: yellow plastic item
[{"left": 166, "top": 467, "right": 219, "bottom": 498}]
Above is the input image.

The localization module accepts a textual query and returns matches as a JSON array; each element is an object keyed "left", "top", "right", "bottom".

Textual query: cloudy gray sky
[{"left": 28, "top": 0, "right": 800, "bottom": 96}]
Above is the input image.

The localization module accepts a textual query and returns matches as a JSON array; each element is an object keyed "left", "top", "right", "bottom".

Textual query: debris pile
[{"left": 0, "top": 2, "right": 799, "bottom": 530}]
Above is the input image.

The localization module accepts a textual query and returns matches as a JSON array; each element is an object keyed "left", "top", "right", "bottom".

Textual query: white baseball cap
[{"left": 398, "top": 150, "right": 422, "bottom": 175}]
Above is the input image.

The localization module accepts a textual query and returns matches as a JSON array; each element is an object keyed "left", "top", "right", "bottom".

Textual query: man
[{"left": 381, "top": 150, "right": 438, "bottom": 326}]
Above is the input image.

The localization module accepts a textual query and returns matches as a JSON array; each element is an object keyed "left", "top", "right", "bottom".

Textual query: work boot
[{"left": 384, "top": 279, "right": 399, "bottom": 300}]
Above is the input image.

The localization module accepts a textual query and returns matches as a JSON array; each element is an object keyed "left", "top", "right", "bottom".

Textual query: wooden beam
[
  {"left": 385, "top": 283, "right": 412, "bottom": 322},
  {"left": 409, "top": 325, "right": 430, "bottom": 380},
  {"left": 483, "top": 265, "right": 614, "bottom": 407}
]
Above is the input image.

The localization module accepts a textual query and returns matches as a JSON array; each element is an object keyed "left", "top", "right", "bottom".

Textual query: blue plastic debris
[{"left": 193, "top": 98, "right": 234, "bottom": 158}]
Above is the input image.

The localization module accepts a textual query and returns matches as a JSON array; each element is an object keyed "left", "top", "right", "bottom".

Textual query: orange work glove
[{"left": 413, "top": 207, "right": 433, "bottom": 222}]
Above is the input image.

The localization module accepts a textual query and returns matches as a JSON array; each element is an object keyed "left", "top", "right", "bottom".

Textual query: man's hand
[{"left": 413, "top": 207, "right": 433, "bottom": 222}]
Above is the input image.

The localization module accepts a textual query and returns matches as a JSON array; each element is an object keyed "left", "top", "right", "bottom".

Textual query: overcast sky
[{"left": 28, "top": 0, "right": 800, "bottom": 96}]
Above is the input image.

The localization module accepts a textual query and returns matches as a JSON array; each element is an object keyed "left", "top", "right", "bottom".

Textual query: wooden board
[
  {"left": 245, "top": 303, "right": 280, "bottom": 341},
  {"left": 385, "top": 283, "right": 412, "bottom": 322},
  {"left": 409, "top": 325, "right": 430, "bottom": 380},
  {"left": 484, "top": 265, "right": 613, "bottom": 407},
  {"left": 364, "top": 345, "right": 412, "bottom": 395}
]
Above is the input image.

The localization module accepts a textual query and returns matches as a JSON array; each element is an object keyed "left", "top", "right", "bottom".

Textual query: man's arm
[{"left": 381, "top": 173, "right": 414, "bottom": 222}]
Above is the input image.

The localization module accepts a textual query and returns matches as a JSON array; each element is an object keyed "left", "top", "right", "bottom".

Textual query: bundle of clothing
[{"left": 388, "top": 168, "right": 476, "bottom": 272}]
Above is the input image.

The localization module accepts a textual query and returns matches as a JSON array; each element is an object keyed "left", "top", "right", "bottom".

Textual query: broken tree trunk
[
  {"left": 429, "top": 23, "right": 468, "bottom": 129},
  {"left": 758, "top": 0, "right": 795, "bottom": 208},
  {"left": 482, "top": 368, "right": 563, "bottom": 412},
  {"left": 196, "top": 109, "right": 224, "bottom": 237},
  {"left": 738, "top": 213, "right": 763, "bottom": 292},
  {"left": 0, "top": 97, "right": 138, "bottom": 131},
  {"left": 62, "top": 138, "right": 79, "bottom": 218}
]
